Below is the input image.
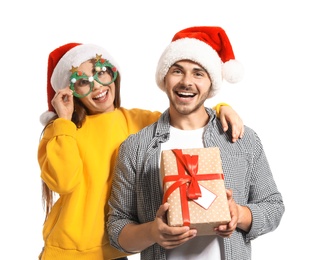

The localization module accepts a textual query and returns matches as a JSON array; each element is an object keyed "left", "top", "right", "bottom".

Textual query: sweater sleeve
[
  {"left": 213, "top": 102, "right": 230, "bottom": 118},
  {"left": 120, "top": 108, "right": 161, "bottom": 134},
  {"left": 38, "top": 118, "right": 83, "bottom": 194}
]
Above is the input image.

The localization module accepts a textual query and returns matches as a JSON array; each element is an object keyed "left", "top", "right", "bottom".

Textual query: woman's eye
[
  {"left": 98, "top": 71, "right": 112, "bottom": 81},
  {"left": 77, "top": 79, "right": 90, "bottom": 87}
]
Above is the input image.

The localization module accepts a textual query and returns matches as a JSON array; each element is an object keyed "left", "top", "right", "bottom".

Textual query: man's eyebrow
[
  {"left": 171, "top": 62, "right": 183, "bottom": 69},
  {"left": 171, "top": 62, "right": 205, "bottom": 71}
]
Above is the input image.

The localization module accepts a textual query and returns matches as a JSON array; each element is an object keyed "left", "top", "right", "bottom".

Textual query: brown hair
[{"left": 41, "top": 67, "right": 121, "bottom": 221}]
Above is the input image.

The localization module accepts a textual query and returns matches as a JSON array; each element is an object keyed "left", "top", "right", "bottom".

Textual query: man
[{"left": 107, "top": 26, "right": 285, "bottom": 260}]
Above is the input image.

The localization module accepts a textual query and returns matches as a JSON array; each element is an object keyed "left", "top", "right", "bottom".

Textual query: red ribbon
[{"left": 162, "top": 149, "right": 224, "bottom": 227}]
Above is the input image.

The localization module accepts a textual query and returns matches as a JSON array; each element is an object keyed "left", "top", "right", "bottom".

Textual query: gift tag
[{"left": 193, "top": 184, "right": 217, "bottom": 209}]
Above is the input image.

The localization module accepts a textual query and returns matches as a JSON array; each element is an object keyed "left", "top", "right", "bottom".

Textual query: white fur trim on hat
[
  {"left": 40, "top": 111, "right": 57, "bottom": 126},
  {"left": 51, "top": 44, "right": 120, "bottom": 92},
  {"left": 155, "top": 38, "right": 243, "bottom": 98}
]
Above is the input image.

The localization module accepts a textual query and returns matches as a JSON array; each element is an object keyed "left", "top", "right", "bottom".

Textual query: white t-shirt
[{"left": 160, "top": 126, "right": 224, "bottom": 260}]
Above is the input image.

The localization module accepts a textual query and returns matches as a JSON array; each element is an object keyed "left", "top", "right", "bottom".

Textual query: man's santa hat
[
  {"left": 40, "top": 43, "right": 120, "bottom": 125},
  {"left": 155, "top": 26, "right": 244, "bottom": 98}
]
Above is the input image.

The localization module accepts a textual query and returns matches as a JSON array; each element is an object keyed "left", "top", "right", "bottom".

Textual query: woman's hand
[
  {"left": 219, "top": 106, "right": 244, "bottom": 142},
  {"left": 51, "top": 86, "right": 74, "bottom": 120}
]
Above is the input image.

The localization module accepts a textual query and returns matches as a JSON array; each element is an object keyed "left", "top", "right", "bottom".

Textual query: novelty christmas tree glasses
[{"left": 70, "top": 54, "right": 118, "bottom": 98}]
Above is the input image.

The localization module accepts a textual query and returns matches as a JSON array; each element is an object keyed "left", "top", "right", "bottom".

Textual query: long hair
[{"left": 41, "top": 66, "right": 121, "bottom": 221}]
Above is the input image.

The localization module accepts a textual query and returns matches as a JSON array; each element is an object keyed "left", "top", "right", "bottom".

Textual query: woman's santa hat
[
  {"left": 40, "top": 43, "right": 120, "bottom": 125},
  {"left": 155, "top": 26, "right": 244, "bottom": 98}
]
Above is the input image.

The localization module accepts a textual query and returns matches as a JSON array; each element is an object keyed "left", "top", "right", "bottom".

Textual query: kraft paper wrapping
[{"left": 161, "top": 147, "right": 231, "bottom": 236}]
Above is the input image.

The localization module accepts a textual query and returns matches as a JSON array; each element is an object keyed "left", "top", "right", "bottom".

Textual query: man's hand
[
  {"left": 214, "top": 189, "right": 238, "bottom": 238},
  {"left": 151, "top": 203, "right": 197, "bottom": 249}
]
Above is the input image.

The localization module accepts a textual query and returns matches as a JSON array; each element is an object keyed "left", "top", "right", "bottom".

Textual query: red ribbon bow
[{"left": 173, "top": 149, "right": 202, "bottom": 199}]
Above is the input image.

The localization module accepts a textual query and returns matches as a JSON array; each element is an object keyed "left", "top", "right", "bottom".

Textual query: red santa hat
[
  {"left": 155, "top": 26, "right": 244, "bottom": 98},
  {"left": 40, "top": 43, "right": 120, "bottom": 125}
]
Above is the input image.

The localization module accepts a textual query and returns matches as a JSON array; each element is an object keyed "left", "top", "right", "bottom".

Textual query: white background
[{"left": 1, "top": 0, "right": 312, "bottom": 259}]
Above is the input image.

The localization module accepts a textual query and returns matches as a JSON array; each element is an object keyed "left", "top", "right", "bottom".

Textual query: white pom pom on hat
[
  {"left": 40, "top": 43, "right": 120, "bottom": 125},
  {"left": 155, "top": 26, "right": 244, "bottom": 98}
]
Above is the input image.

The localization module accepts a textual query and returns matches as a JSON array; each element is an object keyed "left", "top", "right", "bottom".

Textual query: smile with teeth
[
  {"left": 93, "top": 90, "right": 108, "bottom": 100},
  {"left": 177, "top": 91, "right": 196, "bottom": 98}
]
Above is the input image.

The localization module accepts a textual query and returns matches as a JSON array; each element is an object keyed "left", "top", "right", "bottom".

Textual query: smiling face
[
  {"left": 76, "top": 60, "right": 116, "bottom": 115},
  {"left": 164, "top": 60, "right": 211, "bottom": 118}
]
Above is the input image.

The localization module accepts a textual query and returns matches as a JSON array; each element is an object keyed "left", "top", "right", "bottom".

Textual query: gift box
[{"left": 161, "top": 147, "right": 231, "bottom": 236}]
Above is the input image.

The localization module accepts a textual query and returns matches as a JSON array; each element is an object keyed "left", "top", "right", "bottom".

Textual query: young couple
[{"left": 38, "top": 26, "right": 284, "bottom": 260}]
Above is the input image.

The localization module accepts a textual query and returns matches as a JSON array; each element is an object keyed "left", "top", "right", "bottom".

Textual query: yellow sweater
[{"left": 38, "top": 108, "right": 160, "bottom": 260}]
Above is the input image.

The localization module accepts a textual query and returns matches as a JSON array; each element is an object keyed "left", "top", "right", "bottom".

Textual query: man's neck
[{"left": 169, "top": 107, "right": 209, "bottom": 130}]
